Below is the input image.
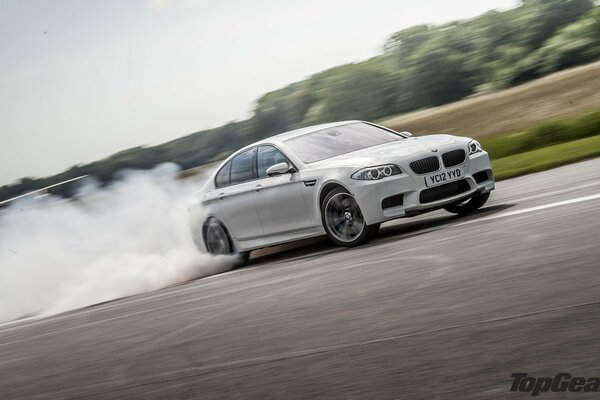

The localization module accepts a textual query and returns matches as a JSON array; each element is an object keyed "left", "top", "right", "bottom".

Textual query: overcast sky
[{"left": 0, "top": 0, "right": 517, "bottom": 185}]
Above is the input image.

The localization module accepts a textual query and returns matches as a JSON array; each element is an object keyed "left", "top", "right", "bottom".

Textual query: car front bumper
[{"left": 349, "top": 152, "right": 495, "bottom": 225}]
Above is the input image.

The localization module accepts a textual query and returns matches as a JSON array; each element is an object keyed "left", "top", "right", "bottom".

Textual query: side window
[
  {"left": 215, "top": 161, "right": 231, "bottom": 188},
  {"left": 230, "top": 148, "right": 256, "bottom": 185},
  {"left": 257, "top": 146, "right": 289, "bottom": 178}
]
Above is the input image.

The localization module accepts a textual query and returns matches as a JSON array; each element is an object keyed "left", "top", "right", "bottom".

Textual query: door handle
[
  {"left": 254, "top": 184, "right": 263, "bottom": 192},
  {"left": 218, "top": 193, "right": 226, "bottom": 200}
]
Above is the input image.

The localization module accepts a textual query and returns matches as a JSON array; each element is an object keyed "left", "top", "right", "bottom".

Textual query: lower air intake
[
  {"left": 419, "top": 179, "right": 471, "bottom": 204},
  {"left": 382, "top": 194, "right": 404, "bottom": 209},
  {"left": 473, "top": 170, "right": 491, "bottom": 184}
]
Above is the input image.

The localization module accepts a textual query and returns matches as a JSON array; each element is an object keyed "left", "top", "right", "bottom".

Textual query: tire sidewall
[
  {"left": 320, "top": 188, "right": 375, "bottom": 247},
  {"left": 203, "top": 218, "right": 249, "bottom": 268},
  {"left": 204, "top": 218, "right": 233, "bottom": 255}
]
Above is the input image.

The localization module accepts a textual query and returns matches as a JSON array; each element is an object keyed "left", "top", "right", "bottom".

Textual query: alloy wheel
[
  {"left": 324, "top": 193, "right": 366, "bottom": 243},
  {"left": 205, "top": 222, "right": 231, "bottom": 255}
]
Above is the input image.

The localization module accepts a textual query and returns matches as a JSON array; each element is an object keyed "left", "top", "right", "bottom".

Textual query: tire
[
  {"left": 321, "top": 187, "right": 380, "bottom": 247},
  {"left": 232, "top": 252, "right": 250, "bottom": 269},
  {"left": 444, "top": 192, "right": 490, "bottom": 215},
  {"left": 203, "top": 218, "right": 249, "bottom": 268}
]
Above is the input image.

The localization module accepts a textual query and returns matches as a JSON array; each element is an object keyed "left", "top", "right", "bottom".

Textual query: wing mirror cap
[{"left": 266, "top": 162, "right": 293, "bottom": 177}]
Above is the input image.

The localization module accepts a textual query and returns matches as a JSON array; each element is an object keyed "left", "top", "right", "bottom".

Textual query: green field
[
  {"left": 471, "top": 108, "right": 600, "bottom": 180},
  {"left": 492, "top": 134, "right": 600, "bottom": 180}
]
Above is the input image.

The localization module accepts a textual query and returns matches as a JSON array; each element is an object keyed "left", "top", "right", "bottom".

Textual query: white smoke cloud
[{"left": 0, "top": 164, "right": 233, "bottom": 322}]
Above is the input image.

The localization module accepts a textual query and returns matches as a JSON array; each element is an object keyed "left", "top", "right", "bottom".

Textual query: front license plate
[{"left": 424, "top": 168, "right": 463, "bottom": 187}]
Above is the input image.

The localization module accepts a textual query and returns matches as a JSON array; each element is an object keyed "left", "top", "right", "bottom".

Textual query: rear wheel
[
  {"left": 321, "top": 188, "right": 380, "bottom": 247},
  {"left": 204, "top": 218, "right": 249, "bottom": 268},
  {"left": 444, "top": 192, "right": 490, "bottom": 215}
]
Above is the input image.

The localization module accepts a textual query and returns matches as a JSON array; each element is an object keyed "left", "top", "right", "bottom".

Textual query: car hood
[{"left": 308, "top": 134, "right": 468, "bottom": 168}]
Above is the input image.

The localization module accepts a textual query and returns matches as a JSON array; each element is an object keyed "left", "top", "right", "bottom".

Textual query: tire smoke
[{"left": 0, "top": 164, "right": 234, "bottom": 322}]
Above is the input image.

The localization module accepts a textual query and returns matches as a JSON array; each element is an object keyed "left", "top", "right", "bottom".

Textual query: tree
[
  {"left": 405, "top": 37, "right": 474, "bottom": 109},
  {"left": 314, "top": 64, "right": 400, "bottom": 122},
  {"left": 516, "top": 0, "right": 594, "bottom": 49},
  {"left": 384, "top": 25, "right": 432, "bottom": 63},
  {"left": 535, "top": 7, "right": 600, "bottom": 73}
]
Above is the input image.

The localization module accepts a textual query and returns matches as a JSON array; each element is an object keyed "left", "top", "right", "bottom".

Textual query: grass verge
[
  {"left": 480, "top": 110, "right": 600, "bottom": 159},
  {"left": 492, "top": 134, "right": 600, "bottom": 180}
]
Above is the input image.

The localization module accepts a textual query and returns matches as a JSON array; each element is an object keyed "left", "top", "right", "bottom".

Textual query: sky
[{"left": 0, "top": 0, "right": 518, "bottom": 185}]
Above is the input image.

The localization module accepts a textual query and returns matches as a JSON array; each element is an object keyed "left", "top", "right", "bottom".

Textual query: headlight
[
  {"left": 351, "top": 164, "right": 402, "bottom": 180},
  {"left": 468, "top": 140, "right": 482, "bottom": 155}
]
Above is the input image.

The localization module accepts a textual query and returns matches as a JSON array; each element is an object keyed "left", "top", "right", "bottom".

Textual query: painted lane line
[
  {"left": 511, "top": 181, "right": 600, "bottom": 203},
  {"left": 3, "top": 182, "right": 598, "bottom": 333},
  {"left": 458, "top": 192, "right": 600, "bottom": 226}
]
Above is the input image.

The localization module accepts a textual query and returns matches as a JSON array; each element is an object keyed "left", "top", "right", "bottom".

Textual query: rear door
[
  {"left": 215, "top": 148, "right": 264, "bottom": 241},
  {"left": 253, "top": 145, "right": 312, "bottom": 236}
]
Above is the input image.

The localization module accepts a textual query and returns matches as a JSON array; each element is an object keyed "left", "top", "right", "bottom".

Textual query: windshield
[{"left": 284, "top": 122, "right": 404, "bottom": 163}]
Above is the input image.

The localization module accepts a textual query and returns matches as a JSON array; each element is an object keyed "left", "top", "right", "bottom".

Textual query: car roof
[
  {"left": 208, "top": 120, "right": 399, "bottom": 186},
  {"left": 218, "top": 120, "right": 372, "bottom": 169}
]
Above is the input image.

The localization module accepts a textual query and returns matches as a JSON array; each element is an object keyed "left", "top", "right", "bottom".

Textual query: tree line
[{"left": 2, "top": 0, "right": 599, "bottom": 202}]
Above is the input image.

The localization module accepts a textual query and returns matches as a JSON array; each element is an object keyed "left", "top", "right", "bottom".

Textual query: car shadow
[
  {"left": 376, "top": 203, "right": 515, "bottom": 242},
  {"left": 247, "top": 203, "right": 516, "bottom": 267}
]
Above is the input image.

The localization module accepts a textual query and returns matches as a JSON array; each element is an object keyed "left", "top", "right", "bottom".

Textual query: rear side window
[
  {"left": 230, "top": 148, "right": 256, "bottom": 185},
  {"left": 215, "top": 161, "right": 231, "bottom": 188},
  {"left": 257, "top": 146, "right": 289, "bottom": 178}
]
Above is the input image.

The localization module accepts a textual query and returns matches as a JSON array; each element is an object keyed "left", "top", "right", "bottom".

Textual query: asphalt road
[{"left": 2, "top": 158, "right": 600, "bottom": 399}]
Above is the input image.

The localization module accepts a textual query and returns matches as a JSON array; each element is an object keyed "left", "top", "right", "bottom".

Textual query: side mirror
[
  {"left": 266, "top": 162, "right": 292, "bottom": 177},
  {"left": 399, "top": 131, "right": 413, "bottom": 137}
]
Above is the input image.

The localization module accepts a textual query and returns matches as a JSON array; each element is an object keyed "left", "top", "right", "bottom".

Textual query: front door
[{"left": 253, "top": 145, "right": 312, "bottom": 236}]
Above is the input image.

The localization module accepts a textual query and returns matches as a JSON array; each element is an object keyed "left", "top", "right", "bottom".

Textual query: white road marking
[
  {"left": 458, "top": 192, "right": 600, "bottom": 226},
  {"left": 511, "top": 181, "right": 600, "bottom": 203},
  {"left": 3, "top": 190, "right": 597, "bottom": 332},
  {"left": 2, "top": 180, "right": 600, "bottom": 335}
]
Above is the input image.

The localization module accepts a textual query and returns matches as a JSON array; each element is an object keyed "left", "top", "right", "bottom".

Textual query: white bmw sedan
[{"left": 188, "top": 121, "right": 494, "bottom": 264}]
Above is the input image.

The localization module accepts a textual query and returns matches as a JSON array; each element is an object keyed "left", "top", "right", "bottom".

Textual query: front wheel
[
  {"left": 204, "top": 218, "right": 249, "bottom": 268},
  {"left": 444, "top": 192, "right": 490, "bottom": 215},
  {"left": 321, "top": 188, "right": 380, "bottom": 247}
]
